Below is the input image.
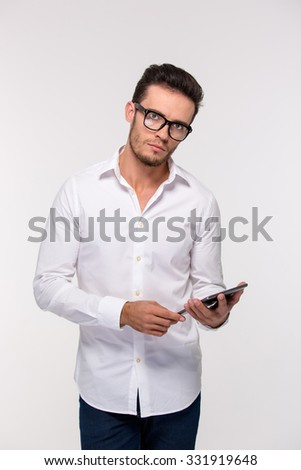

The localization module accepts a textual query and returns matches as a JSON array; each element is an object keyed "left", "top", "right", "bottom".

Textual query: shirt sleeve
[
  {"left": 33, "top": 177, "right": 128, "bottom": 330},
  {"left": 190, "top": 193, "right": 227, "bottom": 331}
]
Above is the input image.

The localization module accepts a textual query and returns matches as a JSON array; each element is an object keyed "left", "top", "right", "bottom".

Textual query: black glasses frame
[{"left": 134, "top": 102, "right": 192, "bottom": 142}]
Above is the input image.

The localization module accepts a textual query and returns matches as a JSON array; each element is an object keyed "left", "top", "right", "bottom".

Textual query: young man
[{"left": 34, "top": 63, "right": 245, "bottom": 450}]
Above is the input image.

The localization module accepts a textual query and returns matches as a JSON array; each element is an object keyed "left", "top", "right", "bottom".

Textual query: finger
[
  {"left": 189, "top": 299, "right": 211, "bottom": 317},
  {"left": 147, "top": 325, "right": 169, "bottom": 336},
  {"left": 217, "top": 293, "right": 228, "bottom": 313},
  {"left": 147, "top": 329, "right": 167, "bottom": 337},
  {"left": 153, "top": 314, "right": 185, "bottom": 329},
  {"left": 152, "top": 316, "right": 174, "bottom": 328},
  {"left": 227, "top": 288, "right": 245, "bottom": 308},
  {"left": 173, "top": 312, "right": 186, "bottom": 323},
  {"left": 187, "top": 297, "right": 226, "bottom": 325},
  {"left": 152, "top": 326, "right": 169, "bottom": 334},
  {"left": 183, "top": 305, "right": 201, "bottom": 321},
  {"left": 154, "top": 307, "right": 186, "bottom": 323},
  {"left": 143, "top": 318, "right": 169, "bottom": 333},
  {"left": 145, "top": 311, "right": 182, "bottom": 330},
  {"left": 184, "top": 302, "right": 217, "bottom": 326},
  {"left": 184, "top": 300, "right": 208, "bottom": 321}
]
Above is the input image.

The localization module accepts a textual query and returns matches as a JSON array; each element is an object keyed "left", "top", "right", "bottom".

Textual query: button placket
[
  {"left": 128, "top": 187, "right": 142, "bottom": 215},
  {"left": 132, "top": 217, "right": 146, "bottom": 301},
  {"left": 132, "top": 330, "right": 146, "bottom": 413}
]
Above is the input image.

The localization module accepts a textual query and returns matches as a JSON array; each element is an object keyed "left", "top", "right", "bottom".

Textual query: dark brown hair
[{"left": 132, "top": 63, "right": 204, "bottom": 120}]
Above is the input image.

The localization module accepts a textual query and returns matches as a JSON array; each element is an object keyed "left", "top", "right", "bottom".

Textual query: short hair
[{"left": 132, "top": 63, "right": 204, "bottom": 120}]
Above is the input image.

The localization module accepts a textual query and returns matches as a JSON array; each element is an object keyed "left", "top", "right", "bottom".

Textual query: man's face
[{"left": 126, "top": 84, "right": 195, "bottom": 167}]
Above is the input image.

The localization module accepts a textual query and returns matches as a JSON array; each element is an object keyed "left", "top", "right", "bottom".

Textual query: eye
[
  {"left": 172, "top": 123, "right": 184, "bottom": 130},
  {"left": 148, "top": 112, "right": 159, "bottom": 121}
]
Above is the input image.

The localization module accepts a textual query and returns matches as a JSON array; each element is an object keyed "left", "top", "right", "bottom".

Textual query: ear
[{"left": 125, "top": 101, "right": 135, "bottom": 124}]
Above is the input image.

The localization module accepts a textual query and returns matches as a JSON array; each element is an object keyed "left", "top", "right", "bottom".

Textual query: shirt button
[
  {"left": 136, "top": 357, "right": 141, "bottom": 363},
  {"left": 134, "top": 221, "right": 144, "bottom": 229},
  {"left": 135, "top": 290, "right": 140, "bottom": 296},
  {"left": 136, "top": 256, "right": 141, "bottom": 262}
]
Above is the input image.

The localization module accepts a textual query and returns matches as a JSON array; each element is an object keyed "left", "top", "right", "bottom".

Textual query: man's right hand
[{"left": 120, "top": 301, "right": 185, "bottom": 337}]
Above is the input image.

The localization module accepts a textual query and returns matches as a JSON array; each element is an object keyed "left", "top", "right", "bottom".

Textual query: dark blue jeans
[{"left": 79, "top": 393, "right": 201, "bottom": 450}]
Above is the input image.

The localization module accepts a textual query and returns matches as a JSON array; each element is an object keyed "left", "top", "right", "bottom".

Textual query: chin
[{"left": 136, "top": 154, "right": 169, "bottom": 167}]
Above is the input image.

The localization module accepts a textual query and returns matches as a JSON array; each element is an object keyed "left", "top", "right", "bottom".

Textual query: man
[{"left": 33, "top": 63, "right": 245, "bottom": 450}]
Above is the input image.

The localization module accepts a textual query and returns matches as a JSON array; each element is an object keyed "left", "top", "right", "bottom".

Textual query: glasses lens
[
  {"left": 144, "top": 111, "right": 165, "bottom": 131},
  {"left": 169, "top": 123, "right": 189, "bottom": 141},
  {"left": 142, "top": 107, "right": 190, "bottom": 142}
]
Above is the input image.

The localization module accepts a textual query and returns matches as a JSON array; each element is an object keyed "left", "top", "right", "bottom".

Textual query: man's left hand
[{"left": 183, "top": 281, "right": 246, "bottom": 328}]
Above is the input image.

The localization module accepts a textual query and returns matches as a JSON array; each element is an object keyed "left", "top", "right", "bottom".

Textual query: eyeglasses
[{"left": 134, "top": 102, "right": 192, "bottom": 142}]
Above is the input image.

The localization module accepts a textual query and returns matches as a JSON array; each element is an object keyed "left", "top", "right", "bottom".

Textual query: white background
[{"left": 0, "top": 0, "right": 300, "bottom": 450}]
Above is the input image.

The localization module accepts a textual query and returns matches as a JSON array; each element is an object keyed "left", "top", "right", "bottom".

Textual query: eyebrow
[{"left": 145, "top": 106, "right": 191, "bottom": 127}]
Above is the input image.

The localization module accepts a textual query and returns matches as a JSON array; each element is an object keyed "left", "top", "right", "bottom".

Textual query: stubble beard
[{"left": 128, "top": 127, "right": 176, "bottom": 168}]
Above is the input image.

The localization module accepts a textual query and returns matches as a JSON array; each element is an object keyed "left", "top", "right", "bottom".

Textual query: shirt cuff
[{"left": 98, "top": 296, "right": 128, "bottom": 330}]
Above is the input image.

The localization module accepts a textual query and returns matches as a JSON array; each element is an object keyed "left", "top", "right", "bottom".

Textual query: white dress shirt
[{"left": 33, "top": 148, "right": 225, "bottom": 417}]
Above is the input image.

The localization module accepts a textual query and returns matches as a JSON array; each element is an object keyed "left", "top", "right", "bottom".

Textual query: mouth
[{"left": 147, "top": 143, "right": 166, "bottom": 152}]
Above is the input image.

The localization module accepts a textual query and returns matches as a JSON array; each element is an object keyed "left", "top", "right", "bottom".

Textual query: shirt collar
[
  {"left": 167, "top": 157, "right": 190, "bottom": 185},
  {"left": 98, "top": 148, "right": 121, "bottom": 177},
  {"left": 98, "top": 147, "right": 190, "bottom": 186}
]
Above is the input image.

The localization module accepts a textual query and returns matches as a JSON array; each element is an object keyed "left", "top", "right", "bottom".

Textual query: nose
[{"left": 154, "top": 123, "right": 170, "bottom": 141}]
